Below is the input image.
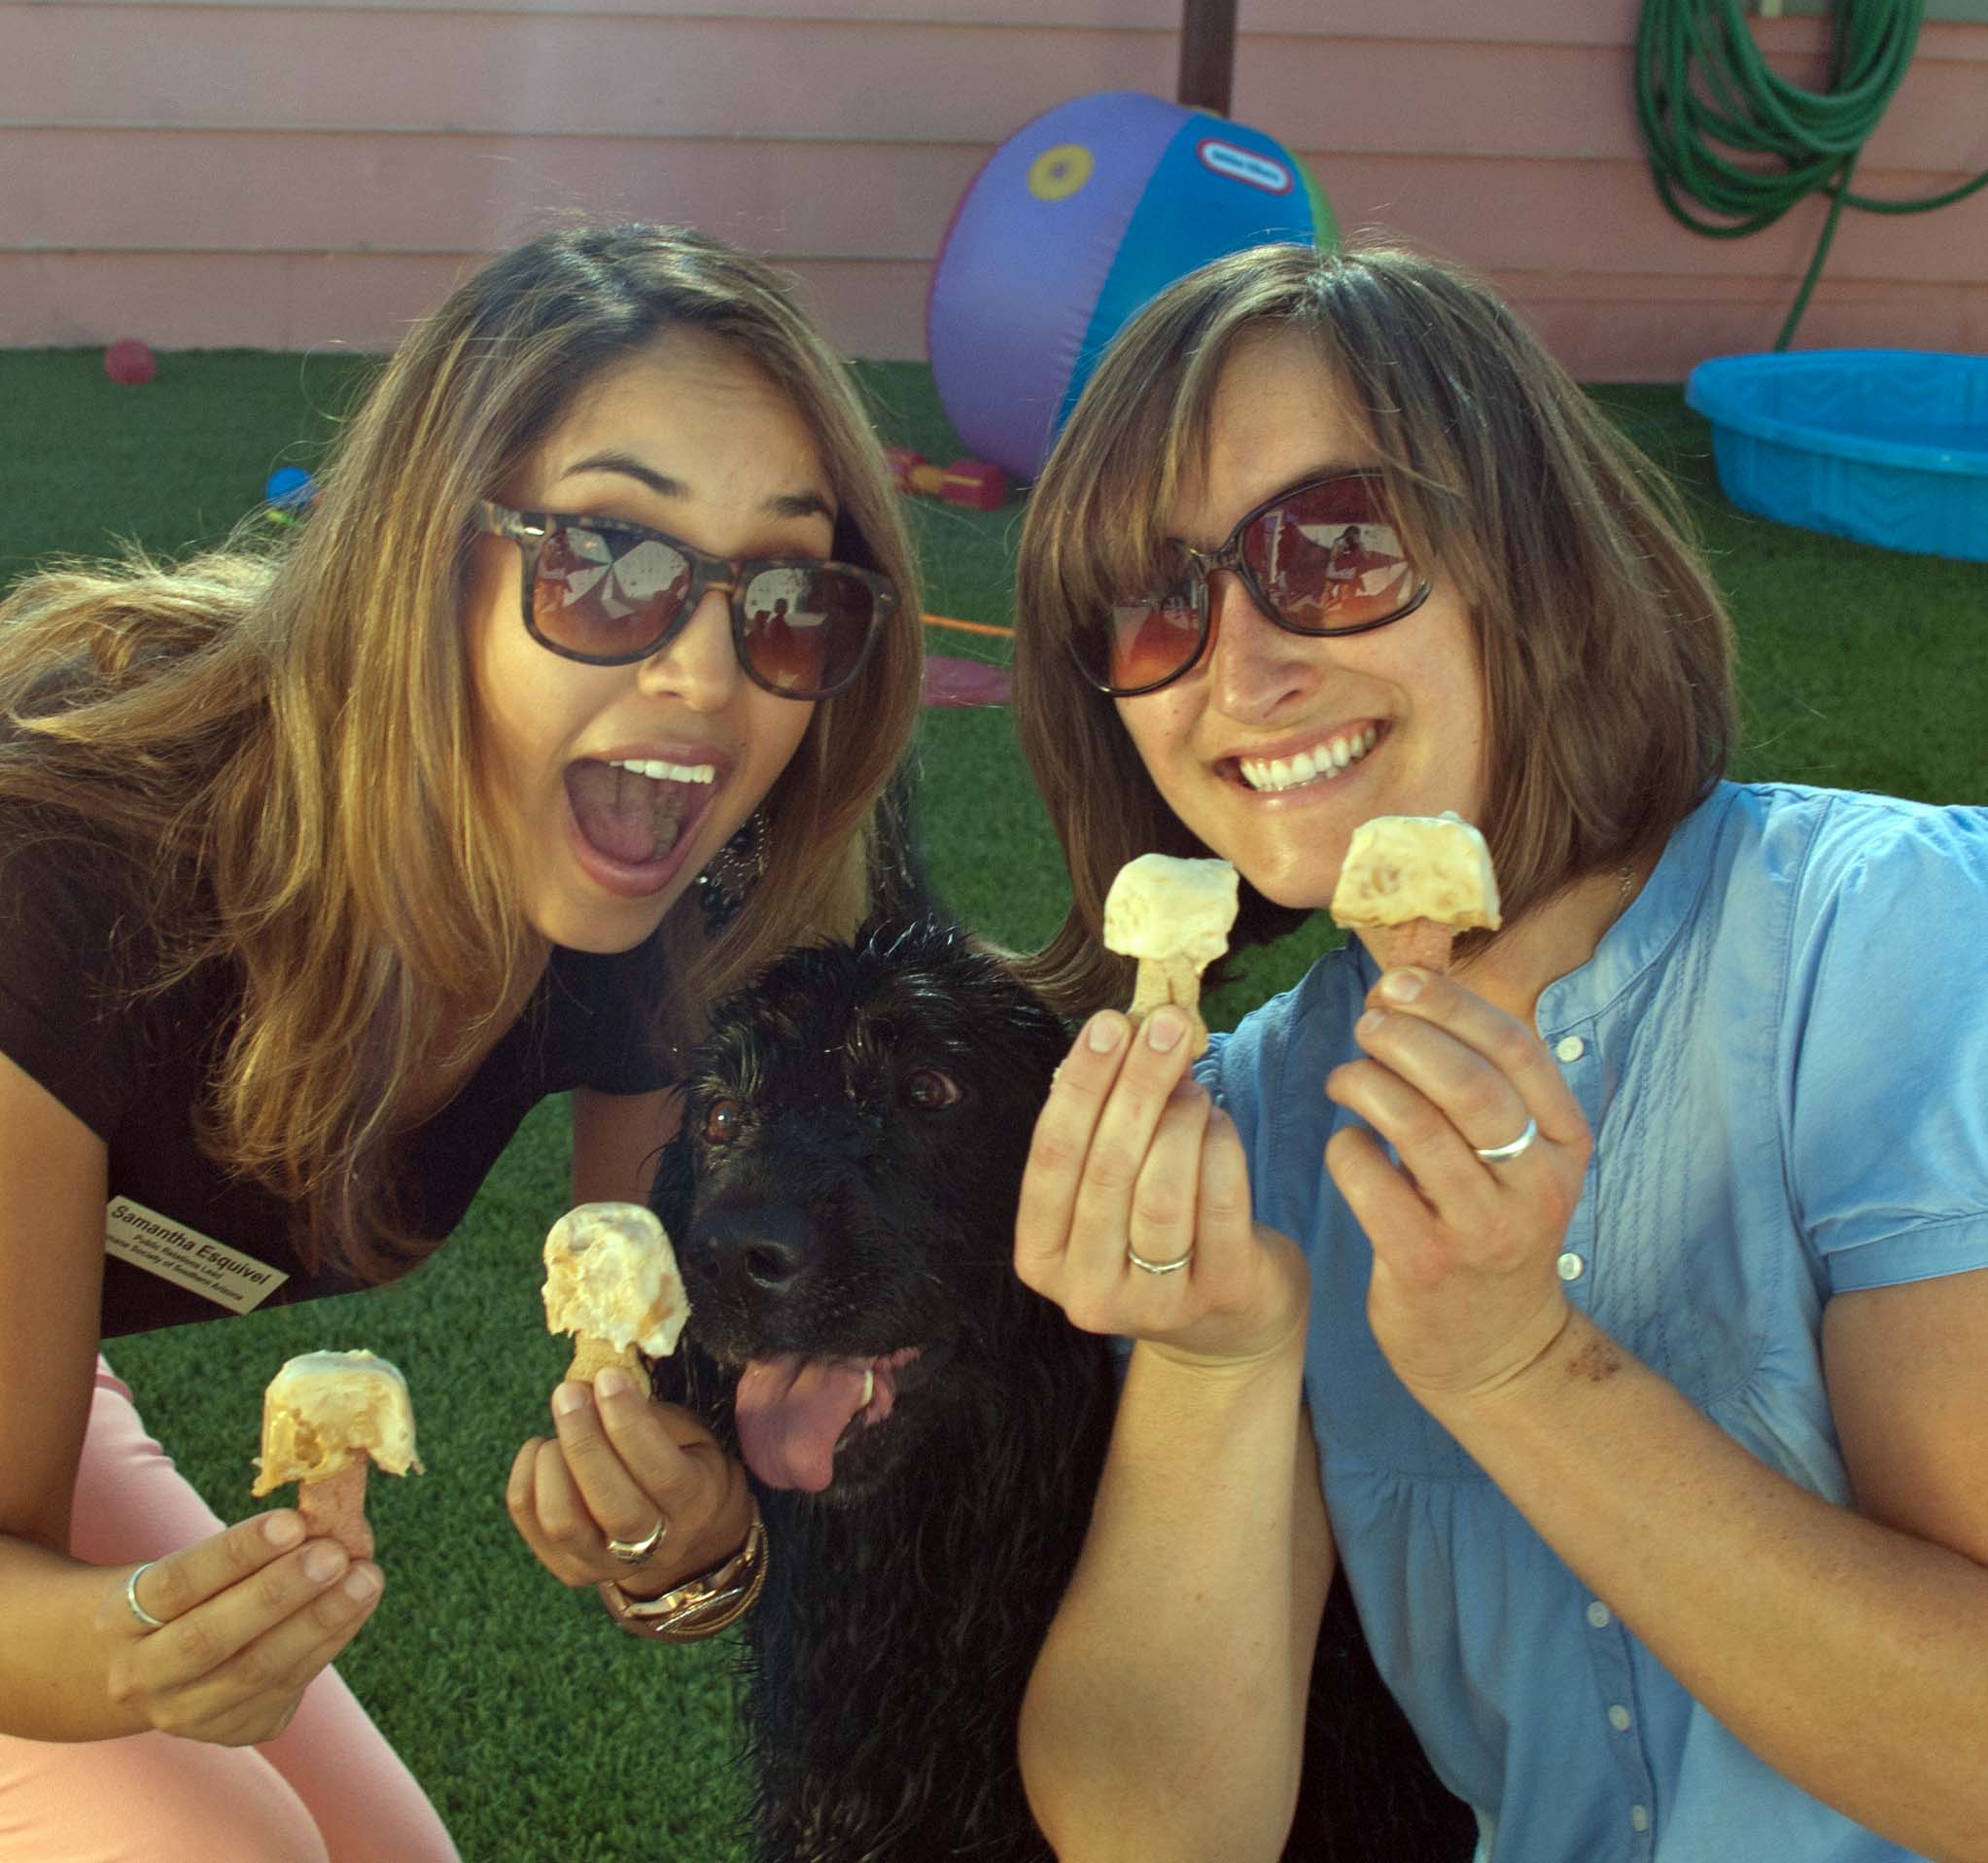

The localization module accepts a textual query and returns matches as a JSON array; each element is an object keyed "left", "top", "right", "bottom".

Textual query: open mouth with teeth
[
  {"left": 1235, "top": 723, "right": 1381, "bottom": 793},
  {"left": 564, "top": 756, "right": 717, "bottom": 868},
  {"left": 732, "top": 1344, "right": 946, "bottom": 1494}
]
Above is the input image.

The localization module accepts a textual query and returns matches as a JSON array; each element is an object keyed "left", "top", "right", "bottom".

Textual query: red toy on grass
[
  {"left": 884, "top": 445, "right": 1008, "bottom": 512},
  {"left": 104, "top": 338, "right": 157, "bottom": 386}
]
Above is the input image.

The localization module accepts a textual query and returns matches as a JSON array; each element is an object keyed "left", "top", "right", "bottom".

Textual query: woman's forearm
[
  {"left": 1430, "top": 1311, "right": 1988, "bottom": 1863},
  {"left": 0, "top": 1533, "right": 150, "bottom": 1740},
  {"left": 1019, "top": 1337, "right": 1328, "bottom": 1863}
]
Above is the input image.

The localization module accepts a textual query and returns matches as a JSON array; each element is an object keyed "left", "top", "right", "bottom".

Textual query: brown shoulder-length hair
[
  {"left": 0, "top": 221, "right": 923, "bottom": 1277},
  {"left": 1013, "top": 240, "right": 1736, "bottom": 1018}
]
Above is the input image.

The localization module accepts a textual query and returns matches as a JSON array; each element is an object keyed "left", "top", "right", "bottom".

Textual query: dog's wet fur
[{"left": 651, "top": 918, "right": 1474, "bottom": 1862}]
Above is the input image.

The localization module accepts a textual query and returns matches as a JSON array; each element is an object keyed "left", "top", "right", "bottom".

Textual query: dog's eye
[
  {"left": 703, "top": 1098, "right": 744, "bottom": 1143},
  {"left": 900, "top": 1067, "right": 962, "bottom": 1111}
]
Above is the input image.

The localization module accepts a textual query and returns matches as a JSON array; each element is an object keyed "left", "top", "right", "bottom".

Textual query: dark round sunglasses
[
  {"left": 1072, "top": 471, "right": 1434, "bottom": 697},
  {"left": 472, "top": 501, "right": 897, "bottom": 701}
]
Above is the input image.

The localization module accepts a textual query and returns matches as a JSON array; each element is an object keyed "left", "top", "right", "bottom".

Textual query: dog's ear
[{"left": 649, "top": 1122, "right": 696, "bottom": 1244}]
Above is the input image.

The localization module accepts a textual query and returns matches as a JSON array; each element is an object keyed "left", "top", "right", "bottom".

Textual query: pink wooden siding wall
[{"left": 3, "top": 0, "right": 1984, "bottom": 379}]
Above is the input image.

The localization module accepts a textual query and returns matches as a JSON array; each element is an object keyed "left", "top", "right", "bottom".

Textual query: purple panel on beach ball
[{"left": 926, "top": 92, "right": 1190, "bottom": 481}]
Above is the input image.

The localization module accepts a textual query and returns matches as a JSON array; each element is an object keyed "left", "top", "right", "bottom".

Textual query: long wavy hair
[
  {"left": 1012, "top": 241, "right": 1736, "bottom": 1018},
  {"left": 0, "top": 222, "right": 924, "bottom": 1278}
]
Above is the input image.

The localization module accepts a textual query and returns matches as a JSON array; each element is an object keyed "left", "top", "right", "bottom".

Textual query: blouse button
[
  {"left": 1587, "top": 1600, "right": 1612, "bottom": 1629},
  {"left": 1554, "top": 1035, "right": 1587, "bottom": 1063},
  {"left": 1608, "top": 1704, "right": 1633, "bottom": 1732},
  {"left": 1631, "top": 1805, "right": 1651, "bottom": 1833},
  {"left": 1556, "top": 1251, "right": 1586, "bottom": 1282}
]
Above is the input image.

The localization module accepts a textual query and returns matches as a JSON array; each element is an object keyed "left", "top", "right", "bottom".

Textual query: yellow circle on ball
[{"left": 1028, "top": 143, "right": 1096, "bottom": 202}]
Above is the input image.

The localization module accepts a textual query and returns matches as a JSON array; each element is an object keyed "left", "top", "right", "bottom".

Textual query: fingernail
[
  {"left": 1146, "top": 1010, "right": 1184, "bottom": 1052},
  {"left": 262, "top": 1512, "right": 303, "bottom": 1549},
  {"left": 596, "top": 1367, "right": 631, "bottom": 1400},
  {"left": 553, "top": 1382, "right": 590, "bottom": 1417},
  {"left": 1356, "top": 1008, "right": 1384, "bottom": 1037},
  {"left": 343, "top": 1565, "right": 381, "bottom": 1604},
  {"left": 1086, "top": 1013, "right": 1124, "bottom": 1054},
  {"left": 303, "top": 1541, "right": 345, "bottom": 1583},
  {"left": 1380, "top": 968, "right": 1425, "bottom": 1003}
]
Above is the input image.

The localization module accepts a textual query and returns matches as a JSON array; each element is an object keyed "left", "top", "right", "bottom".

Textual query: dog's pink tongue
[
  {"left": 734, "top": 1354, "right": 872, "bottom": 1493},
  {"left": 565, "top": 761, "right": 685, "bottom": 866}
]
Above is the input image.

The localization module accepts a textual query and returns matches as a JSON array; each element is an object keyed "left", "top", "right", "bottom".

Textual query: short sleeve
[
  {"left": 1784, "top": 797, "right": 1988, "bottom": 1293},
  {"left": 0, "top": 832, "right": 157, "bottom": 1138}
]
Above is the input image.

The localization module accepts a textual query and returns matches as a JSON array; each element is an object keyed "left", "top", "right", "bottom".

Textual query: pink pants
[{"left": 0, "top": 1361, "right": 459, "bottom": 1863}]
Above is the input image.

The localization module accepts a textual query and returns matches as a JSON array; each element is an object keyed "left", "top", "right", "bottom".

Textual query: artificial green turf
[{"left": 2, "top": 348, "right": 1983, "bottom": 1862}]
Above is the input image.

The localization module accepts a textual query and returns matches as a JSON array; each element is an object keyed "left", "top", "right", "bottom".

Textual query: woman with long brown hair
[
  {"left": 1007, "top": 243, "right": 1988, "bottom": 1861},
  {"left": 0, "top": 221, "right": 922, "bottom": 1858}
]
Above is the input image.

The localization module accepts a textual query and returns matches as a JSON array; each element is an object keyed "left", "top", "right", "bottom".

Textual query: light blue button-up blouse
[{"left": 1198, "top": 781, "right": 1988, "bottom": 1862}]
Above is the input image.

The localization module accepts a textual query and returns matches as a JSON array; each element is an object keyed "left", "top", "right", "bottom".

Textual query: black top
[{"left": 0, "top": 830, "right": 673, "bottom": 1336}]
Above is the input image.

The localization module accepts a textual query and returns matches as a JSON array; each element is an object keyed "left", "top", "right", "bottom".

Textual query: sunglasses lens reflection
[
  {"left": 534, "top": 526, "right": 694, "bottom": 660},
  {"left": 1242, "top": 478, "right": 1420, "bottom": 631},
  {"left": 1101, "top": 576, "right": 1201, "bottom": 692},
  {"left": 532, "top": 523, "right": 879, "bottom": 696},
  {"left": 740, "top": 566, "right": 876, "bottom": 695},
  {"left": 1085, "top": 476, "right": 1425, "bottom": 694}
]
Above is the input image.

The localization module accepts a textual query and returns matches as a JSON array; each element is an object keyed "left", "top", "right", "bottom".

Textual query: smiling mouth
[
  {"left": 565, "top": 757, "right": 716, "bottom": 866},
  {"left": 1234, "top": 723, "right": 1381, "bottom": 793}
]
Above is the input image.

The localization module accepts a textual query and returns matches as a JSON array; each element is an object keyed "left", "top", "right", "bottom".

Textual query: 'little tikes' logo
[{"left": 1196, "top": 139, "right": 1293, "bottom": 195}]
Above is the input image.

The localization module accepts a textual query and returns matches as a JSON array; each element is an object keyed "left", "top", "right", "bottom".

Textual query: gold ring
[{"left": 606, "top": 1518, "right": 667, "bottom": 1564}]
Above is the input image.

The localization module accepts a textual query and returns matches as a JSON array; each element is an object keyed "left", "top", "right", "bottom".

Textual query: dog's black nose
[{"left": 689, "top": 1207, "right": 817, "bottom": 1300}]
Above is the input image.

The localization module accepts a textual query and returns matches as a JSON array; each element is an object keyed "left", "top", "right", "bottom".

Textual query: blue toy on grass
[{"left": 262, "top": 467, "right": 318, "bottom": 526}]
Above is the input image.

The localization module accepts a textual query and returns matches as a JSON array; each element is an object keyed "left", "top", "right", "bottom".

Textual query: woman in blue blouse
[{"left": 1006, "top": 243, "right": 1988, "bottom": 1862}]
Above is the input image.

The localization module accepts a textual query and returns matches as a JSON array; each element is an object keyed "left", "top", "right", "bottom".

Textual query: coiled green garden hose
[{"left": 1634, "top": 0, "right": 1988, "bottom": 347}]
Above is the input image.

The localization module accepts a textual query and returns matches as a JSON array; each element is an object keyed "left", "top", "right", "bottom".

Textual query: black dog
[{"left": 651, "top": 918, "right": 1473, "bottom": 1862}]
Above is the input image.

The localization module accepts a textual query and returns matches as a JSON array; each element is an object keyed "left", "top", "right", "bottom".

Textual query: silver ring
[
  {"left": 606, "top": 1518, "right": 667, "bottom": 1564},
  {"left": 1473, "top": 1116, "right": 1540, "bottom": 1165},
  {"left": 1126, "top": 1245, "right": 1194, "bottom": 1277},
  {"left": 125, "top": 1561, "right": 168, "bottom": 1631}
]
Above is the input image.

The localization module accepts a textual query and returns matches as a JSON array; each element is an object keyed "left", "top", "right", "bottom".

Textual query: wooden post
[{"left": 1178, "top": 0, "right": 1238, "bottom": 116}]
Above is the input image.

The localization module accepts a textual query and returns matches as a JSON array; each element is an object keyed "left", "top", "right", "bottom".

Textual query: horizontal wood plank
[
  {"left": 3, "top": 128, "right": 1976, "bottom": 288},
  {"left": 28, "top": 0, "right": 1988, "bottom": 62},
  {"left": 4, "top": 6, "right": 1981, "bottom": 145}
]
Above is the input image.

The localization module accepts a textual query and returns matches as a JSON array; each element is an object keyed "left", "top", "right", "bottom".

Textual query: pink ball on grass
[{"left": 104, "top": 339, "right": 157, "bottom": 386}]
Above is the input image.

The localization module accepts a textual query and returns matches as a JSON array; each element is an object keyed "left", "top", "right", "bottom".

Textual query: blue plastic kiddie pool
[{"left": 1685, "top": 349, "right": 1988, "bottom": 563}]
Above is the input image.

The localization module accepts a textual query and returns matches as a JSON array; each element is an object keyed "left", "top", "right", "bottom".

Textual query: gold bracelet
[{"left": 596, "top": 1505, "right": 767, "bottom": 1643}]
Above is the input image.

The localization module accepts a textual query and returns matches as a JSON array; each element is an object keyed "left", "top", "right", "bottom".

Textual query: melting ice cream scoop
[
  {"left": 1329, "top": 812, "right": 1502, "bottom": 971},
  {"left": 1102, "top": 853, "right": 1240, "bottom": 1055},
  {"left": 541, "top": 1201, "right": 690, "bottom": 1395},
  {"left": 251, "top": 1348, "right": 423, "bottom": 1559}
]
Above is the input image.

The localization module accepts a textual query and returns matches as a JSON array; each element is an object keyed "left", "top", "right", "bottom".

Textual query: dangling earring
[{"left": 698, "top": 808, "right": 769, "bottom": 937}]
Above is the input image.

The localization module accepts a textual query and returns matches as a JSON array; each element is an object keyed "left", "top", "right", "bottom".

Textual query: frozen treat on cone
[
  {"left": 541, "top": 1201, "right": 690, "bottom": 1397},
  {"left": 252, "top": 1350, "right": 422, "bottom": 1560},
  {"left": 1102, "top": 853, "right": 1239, "bottom": 1054},
  {"left": 1329, "top": 813, "right": 1502, "bottom": 972}
]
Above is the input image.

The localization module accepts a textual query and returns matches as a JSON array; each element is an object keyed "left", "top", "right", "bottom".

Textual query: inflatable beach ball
[{"left": 927, "top": 90, "right": 1335, "bottom": 480}]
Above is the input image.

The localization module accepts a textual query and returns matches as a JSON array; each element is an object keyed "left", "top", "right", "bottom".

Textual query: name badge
[{"left": 105, "top": 1197, "right": 290, "bottom": 1315}]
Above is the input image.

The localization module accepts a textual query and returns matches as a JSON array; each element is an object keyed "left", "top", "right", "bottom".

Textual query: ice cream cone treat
[
  {"left": 1329, "top": 812, "right": 1502, "bottom": 972},
  {"left": 252, "top": 1350, "right": 423, "bottom": 1560},
  {"left": 541, "top": 1201, "right": 690, "bottom": 1397},
  {"left": 1102, "top": 853, "right": 1240, "bottom": 1054}
]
